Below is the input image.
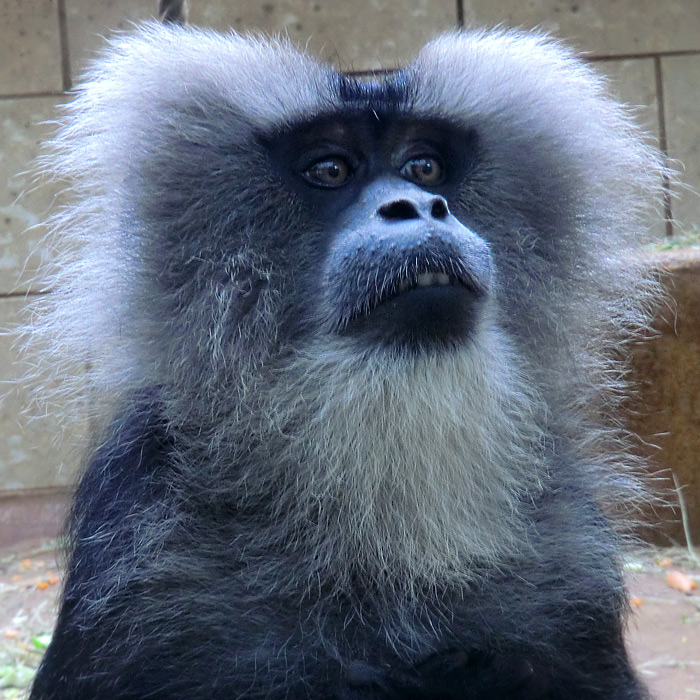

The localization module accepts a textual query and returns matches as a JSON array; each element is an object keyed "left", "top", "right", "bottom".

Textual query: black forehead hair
[
  {"left": 333, "top": 70, "right": 417, "bottom": 117},
  {"left": 261, "top": 70, "right": 420, "bottom": 142}
]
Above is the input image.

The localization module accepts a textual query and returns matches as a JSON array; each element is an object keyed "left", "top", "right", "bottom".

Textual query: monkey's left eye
[
  {"left": 302, "top": 157, "right": 352, "bottom": 188},
  {"left": 400, "top": 156, "right": 444, "bottom": 185}
]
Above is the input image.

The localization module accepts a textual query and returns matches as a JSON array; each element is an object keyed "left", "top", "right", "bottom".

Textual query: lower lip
[{"left": 343, "top": 283, "right": 485, "bottom": 350}]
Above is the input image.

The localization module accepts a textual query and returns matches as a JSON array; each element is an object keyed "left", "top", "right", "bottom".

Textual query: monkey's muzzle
[{"left": 326, "top": 222, "right": 493, "bottom": 350}]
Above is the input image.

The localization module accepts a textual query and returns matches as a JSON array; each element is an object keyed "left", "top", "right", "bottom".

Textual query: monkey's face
[
  {"left": 266, "top": 115, "right": 493, "bottom": 352},
  {"left": 80, "top": 28, "right": 657, "bottom": 398}
]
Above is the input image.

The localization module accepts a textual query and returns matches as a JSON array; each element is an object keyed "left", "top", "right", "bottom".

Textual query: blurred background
[{"left": 0, "top": 2, "right": 699, "bottom": 698}]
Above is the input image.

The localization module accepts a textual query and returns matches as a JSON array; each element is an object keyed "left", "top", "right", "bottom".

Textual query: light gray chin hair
[{"left": 262, "top": 325, "right": 548, "bottom": 596}]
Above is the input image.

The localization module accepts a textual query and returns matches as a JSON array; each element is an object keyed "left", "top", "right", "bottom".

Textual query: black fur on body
[{"left": 27, "top": 23, "right": 664, "bottom": 699}]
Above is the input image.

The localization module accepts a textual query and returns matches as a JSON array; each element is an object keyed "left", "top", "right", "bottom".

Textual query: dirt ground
[
  {"left": 626, "top": 550, "right": 700, "bottom": 700},
  {"left": 0, "top": 542, "right": 698, "bottom": 699}
]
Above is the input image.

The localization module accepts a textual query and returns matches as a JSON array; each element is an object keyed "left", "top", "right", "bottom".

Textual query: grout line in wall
[
  {"left": 0, "top": 290, "right": 52, "bottom": 300},
  {"left": 57, "top": 0, "right": 73, "bottom": 92},
  {"left": 0, "top": 92, "right": 67, "bottom": 101},
  {"left": 588, "top": 49, "right": 700, "bottom": 62},
  {"left": 653, "top": 55, "right": 675, "bottom": 238}
]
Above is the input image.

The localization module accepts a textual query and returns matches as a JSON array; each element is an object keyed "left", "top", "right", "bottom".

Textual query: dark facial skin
[{"left": 266, "top": 116, "right": 493, "bottom": 351}]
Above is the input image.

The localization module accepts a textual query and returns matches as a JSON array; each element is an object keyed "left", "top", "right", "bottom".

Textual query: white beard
[{"left": 256, "top": 323, "right": 548, "bottom": 598}]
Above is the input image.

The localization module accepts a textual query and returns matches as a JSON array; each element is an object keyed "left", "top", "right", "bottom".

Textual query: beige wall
[{"left": 1, "top": 0, "right": 699, "bottom": 493}]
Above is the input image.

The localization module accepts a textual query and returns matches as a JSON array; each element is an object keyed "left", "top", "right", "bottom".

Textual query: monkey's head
[
  {"left": 31, "top": 23, "right": 664, "bottom": 584},
  {"left": 39, "top": 25, "right": 660, "bottom": 388}
]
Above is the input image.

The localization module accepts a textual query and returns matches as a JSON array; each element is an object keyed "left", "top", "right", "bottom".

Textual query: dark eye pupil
[
  {"left": 401, "top": 156, "right": 442, "bottom": 184},
  {"left": 303, "top": 158, "right": 350, "bottom": 188}
]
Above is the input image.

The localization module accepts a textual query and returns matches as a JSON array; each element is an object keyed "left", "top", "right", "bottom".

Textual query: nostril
[
  {"left": 431, "top": 198, "right": 449, "bottom": 220},
  {"left": 378, "top": 200, "right": 420, "bottom": 221}
]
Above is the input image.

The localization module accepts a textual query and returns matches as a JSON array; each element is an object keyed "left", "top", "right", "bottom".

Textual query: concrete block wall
[{"left": 0, "top": 1, "right": 698, "bottom": 535}]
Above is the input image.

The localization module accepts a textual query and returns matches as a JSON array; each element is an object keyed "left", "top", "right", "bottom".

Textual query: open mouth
[
  {"left": 366, "top": 264, "right": 483, "bottom": 318},
  {"left": 333, "top": 260, "right": 489, "bottom": 350}
]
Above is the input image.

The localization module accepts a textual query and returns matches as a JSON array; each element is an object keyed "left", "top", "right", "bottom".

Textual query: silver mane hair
[{"left": 24, "top": 22, "right": 665, "bottom": 700}]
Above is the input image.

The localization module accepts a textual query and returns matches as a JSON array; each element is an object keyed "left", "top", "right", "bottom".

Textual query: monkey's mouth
[
  {"left": 340, "top": 262, "right": 489, "bottom": 349},
  {"left": 368, "top": 260, "right": 487, "bottom": 312}
]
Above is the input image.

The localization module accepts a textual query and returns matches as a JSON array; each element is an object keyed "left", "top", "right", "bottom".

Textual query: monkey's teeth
[
  {"left": 395, "top": 272, "right": 453, "bottom": 296},
  {"left": 416, "top": 272, "right": 451, "bottom": 288}
]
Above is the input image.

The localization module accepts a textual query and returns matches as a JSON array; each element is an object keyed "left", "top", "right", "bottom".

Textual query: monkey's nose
[{"left": 378, "top": 196, "right": 449, "bottom": 222}]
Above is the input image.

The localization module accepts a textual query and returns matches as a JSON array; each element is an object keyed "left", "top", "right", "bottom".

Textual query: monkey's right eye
[{"left": 302, "top": 157, "right": 352, "bottom": 188}]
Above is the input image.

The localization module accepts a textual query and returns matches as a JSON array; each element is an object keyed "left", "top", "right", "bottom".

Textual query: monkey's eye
[
  {"left": 400, "top": 156, "right": 444, "bottom": 185},
  {"left": 302, "top": 157, "right": 352, "bottom": 188}
]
